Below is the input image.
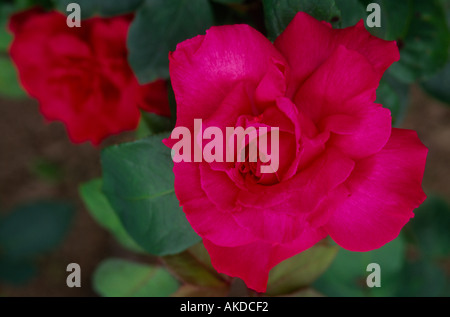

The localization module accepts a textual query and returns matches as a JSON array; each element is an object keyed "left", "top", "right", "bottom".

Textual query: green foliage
[
  {"left": 334, "top": 0, "right": 365, "bottom": 28},
  {"left": 30, "top": 158, "right": 63, "bottom": 183},
  {"left": 0, "top": 3, "right": 14, "bottom": 52},
  {"left": 136, "top": 112, "right": 173, "bottom": 139},
  {"left": 0, "top": 201, "right": 74, "bottom": 260},
  {"left": 14, "top": 0, "right": 54, "bottom": 10},
  {"left": 211, "top": 0, "right": 245, "bottom": 4},
  {"left": 55, "top": 0, "right": 143, "bottom": 19},
  {"left": 263, "top": 0, "right": 341, "bottom": 40},
  {"left": 0, "top": 3, "right": 27, "bottom": 99},
  {"left": 172, "top": 284, "right": 228, "bottom": 297},
  {"left": 388, "top": 0, "right": 450, "bottom": 83},
  {"left": 441, "top": 0, "right": 450, "bottom": 28},
  {"left": 79, "top": 179, "right": 143, "bottom": 253},
  {"left": 333, "top": 0, "right": 450, "bottom": 86},
  {"left": 359, "top": 0, "right": 413, "bottom": 40},
  {"left": 286, "top": 288, "right": 323, "bottom": 297},
  {"left": 101, "top": 134, "right": 200, "bottom": 256},
  {"left": 333, "top": 0, "right": 450, "bottom": 110},
  {"left": 409, "top": 196, "right": 450, "bottom": 259},
  {"left": 396, "top": 258, "right": 448, "bottom": 297},
  {"left": 127, "top": 0, "right": 214, "bottom": 83},
  {"left": 162, "top": 243, "right": 229, "bottom": 289},
  {"left": 421, "top": 61, "right": 450, "bottom": 105},
  {"left": 267, "top": 244, "right": 338, "bottom": 296},
  {"left": 93, "top": 258, "right": 179, "bottom": 297},
  {"left": 135, "top": 118, "right": 153, "bottom": 140},
  {"left": 314, "top": 236, "right": 406, "bottom": 296},
  {"left": 167, "top": 82, "right": 177, "bottom": 126},
  {"left": 376, "top": 74, "right": 410, "bottom": 126},
  {"left": 0, "top": 260, "right": 37, "bottom": 285},
  {"left": 0, "top": 201, "right": 74, "bottom": 284},
  {"left": 0, "top": 57, "right": 26, "bottom": 99}
]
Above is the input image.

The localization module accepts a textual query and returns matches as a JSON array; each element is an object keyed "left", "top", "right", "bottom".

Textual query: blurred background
[{"left": 0, "top": 0, "right": 449, "bottom": 296}]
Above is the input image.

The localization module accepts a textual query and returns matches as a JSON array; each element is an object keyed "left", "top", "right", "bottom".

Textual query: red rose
[
  {"left": 9, "top": 8, "right": 169, "bottom": 145},
  {"left": 165, "top": 13, "right": 428, "bottom": 292}
]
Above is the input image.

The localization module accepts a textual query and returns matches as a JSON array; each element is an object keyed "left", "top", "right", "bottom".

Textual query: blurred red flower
[{"left": 9, "top": 8, "right": 170, "bottom": 145}]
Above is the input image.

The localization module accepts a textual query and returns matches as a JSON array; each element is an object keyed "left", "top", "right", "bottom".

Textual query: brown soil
[{"left": 0, "top": 85, "right": 449, "bottom": 297}]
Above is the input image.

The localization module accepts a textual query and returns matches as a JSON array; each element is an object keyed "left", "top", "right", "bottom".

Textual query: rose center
[{"left": 235, "top": 143, "right": 279, "bottom": 185}]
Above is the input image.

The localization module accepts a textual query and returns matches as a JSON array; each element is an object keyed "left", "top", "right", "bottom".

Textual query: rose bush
[
  {"left": 165, "top": 12, "right": 428, "bottom": 292},
  {"left": 9, "top": 8, "right": 170, "bottom": 145}
]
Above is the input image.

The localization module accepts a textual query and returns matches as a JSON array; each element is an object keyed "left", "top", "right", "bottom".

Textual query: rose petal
[
  {"left": 295, "top": 45, "right": 380, "bottom": 120},
  {"left": 169, "top": 24, "right": 287, "bottom": 129},
  {"left": 325, "top": 128, "right": 428, "bottom": 251},
  {"left": 88, "top": 16, "right": 131, "bottom": 59},
  {"left": 9, "top": 10, "right": 68, "bottom": 97},
  {"left": 237, "top": 147, "right": 354, "bottom": 209},
  {"left": 234, "top": 148, "right": 354, "bottom": 243},
  {"left": 174, "top": 162, "right": 257, "bottom": 247},
  {"left": 199, "top": 164, "right": 239, "bottom": 211},
  {"left": 294, "top": 45, "right": 392, "bottom": 159},
  {"left": 254, "top": 59, "right": 288, "bottom": 109},
  {"left": 138, "top": 79, "right": 171, "bottom": 117},
  {"left": 322, "top": 105, "right": 392, "bottom": 159},
  {"left": 203, "top": 239, "right": 273, "bottom": 293},
  {"left": 203, "top": 225, "right": 326, "bottom": 293},
  {"left": 332, "top": 20, "right": 400, "bottom": 78},
  {"left": 43, "top": 81, "right": 140, "bottom": 145},
  {"left": 275, "top": 12, "right": 399, "bottom": 94},
  {"left": 203, "top": 82, "right": 253, "bottom": 130}
]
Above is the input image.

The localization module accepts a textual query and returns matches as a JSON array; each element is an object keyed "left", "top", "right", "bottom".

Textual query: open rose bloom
[
  {"left": 9, "top": 9, "right": 170, "bottom": 145},
  {"left": 165, "top": 13, "right": 428, "bottom": 292}
]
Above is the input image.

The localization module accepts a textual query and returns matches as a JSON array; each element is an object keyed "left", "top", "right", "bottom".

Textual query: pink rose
[
  {"left": 164, "top": 13, "right": 428, "bottom": 292},
  {"left": 9, "top": 8, "right": 170, "bottom": 145}
]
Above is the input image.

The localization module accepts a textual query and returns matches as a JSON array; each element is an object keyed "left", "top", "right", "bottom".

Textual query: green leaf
[
  {"left": 396, "top": 258, "right": 447, "bottom": 297},
  {"left": 30, "top": 158, "right": 63, "bottom": 183},
  {"left": 409, "top": 196, "right": 450, "bottom": 259},
  {"left": 0, "top": 259, "right": 37, "bottom": 285},
  {"left": 334, "top": 0, "right": 365, "bottom": 28},
  {"left": 55, "top": 0, "right": 144, "bottom": 19},
  {"left": 358, "top": 0, "right": 413, "bottom": 40},
  {"left": 167, "top": 82, "right": 177, "bottom": 126},
  {"left": 314, "top": 236, "right": 406, "bottom": 297},
  {"left": 0, "top": 201, "right": 74, "bottom": 261},
  {"left": 79, "top": 179, "right": 143, "bottom": 253},
  {"left": 135, "top": 118, "right": 152, "bottom": 140},
  {"left": 266, "top": 244, "right": 338, "bottom": 296},
  {"left": 162, "top": 243, "right": 228, "bottom": 288},
  {"left": 421, "top": 61, "right": 450, "bottom": 105},
  {"left": 0, "top": 26, "right": 11, "bottom": 54},
  {"left": 0, "top": 57, "right": 26, "bottom": 99},
  {"left": 128, "top": 0, "right": 214, "bottom": 83},
  {"left": 388, "top": 0, "right": 450, "bottom": 83},
  {"left": 0, "top": 3, "right": 15, "bottom": 53},
  {"left": 263, "top": 0, "right": 341, "bottom": 40},
  {"left": 376, "top": 73, "right": 410, "bottom": 126},
  {"left": 171, "top": 284, "right": 228, "bottom": 297},
  {"left": 13, "top": 0, "right": 54, "bottom": 10},
  {"left": 285, "top": 288, "right": 323, "bottom": 297},
  {"left": 136, "top": 112, "right": 173, "bottom": 139},
  {"left": 438, "top": 0, "right": 450, "bottom": 28},
  {"left": 93, "top": 258, "right": 179, "bottom": 297},
  {"left": 211, "top": 0, "right": 244, "bottom": 4},
  {"left": 101, "top": 134, "right": 201, "bottom": 256}
]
